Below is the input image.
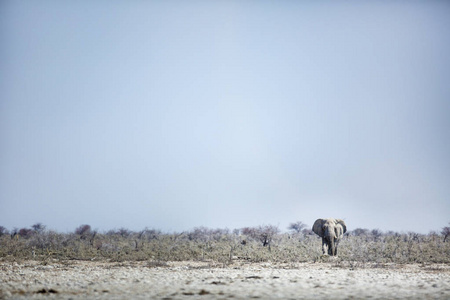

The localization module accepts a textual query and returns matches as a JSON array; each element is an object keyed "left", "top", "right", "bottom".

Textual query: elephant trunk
[
  {"left": 325, "top": 228, "right": 337, "bottom": 256},
  {"left": 330, "top": 238, "right": 336, "bottom": 256}
]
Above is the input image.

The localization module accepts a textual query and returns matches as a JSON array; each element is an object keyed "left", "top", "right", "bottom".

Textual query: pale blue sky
[{"left": 1, "top": 1, "right": 449, "bottom": 233}]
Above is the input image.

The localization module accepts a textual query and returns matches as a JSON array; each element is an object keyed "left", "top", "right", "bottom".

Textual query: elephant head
[{"left": 312, "top": 218, "right": 347, "bottom": 256}]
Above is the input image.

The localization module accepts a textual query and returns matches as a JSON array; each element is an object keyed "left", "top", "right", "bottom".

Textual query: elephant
[{"left": 312, "top": 218, "right": 347, "bottom": 256}]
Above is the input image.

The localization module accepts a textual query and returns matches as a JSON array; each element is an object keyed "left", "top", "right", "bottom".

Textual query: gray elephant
[{"left": 312, "top": 218, "right": 347, "bottom": 256}]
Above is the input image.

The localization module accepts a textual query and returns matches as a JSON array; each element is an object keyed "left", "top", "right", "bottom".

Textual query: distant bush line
[{"left": 0, "top": 223, "right": 449, "bottom": 264}]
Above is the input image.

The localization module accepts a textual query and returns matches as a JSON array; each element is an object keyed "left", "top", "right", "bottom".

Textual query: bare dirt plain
[{"left": 1, "top": 260, "right": 449, "bottom": 299}]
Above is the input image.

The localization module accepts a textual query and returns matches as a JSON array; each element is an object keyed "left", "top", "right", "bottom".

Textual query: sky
[{"left": 1, "top": 1, "right": 449, "bottom": 234}]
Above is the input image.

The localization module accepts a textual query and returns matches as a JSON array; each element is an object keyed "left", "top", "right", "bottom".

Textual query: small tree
[
  {"left": 117, "top": 228, "right": 132, "bottom": 237},
  {"left": 288, "top": 221, "right": 307, "bottom": 234},
  {"left": 140, "top": 228, "right": 161, "bottom": 241},
  {"left": 0, "top": 226, "right": 8, "bottom": 237},
  {"left": 259, "top": 225, "right": 279, "bottom": 248},
  {"left": 75, "top": 225, "right": 96, "bottom": 245},
  {"left": 32, "top": 223, "right": 46, "bottom": 234},
  {"left": 10, "top": 228, "right": 19, "bottom": 239},
  {"left": 351, "top": 228, "right": 369, "bottom": 236},
  {"left": 302, "top": 228, "right": 313, "bottom": 236},
  {"left": 371, "top": 229, "right": 383, "bottom": 241},
  {"left": 441, "top": 223, "right": 450, "bottom": 242},
  {"left": 75, "top": 224, "right": 91, "bottom": 236},
  {"left": 242, "top": 225, "right": 280, "bottom": 248},
  {"left": 188, "top": 227, "right": 211, "bottom": 242},
  {"left": 18, "top": 228, "right": 34, "bottom": 238}
]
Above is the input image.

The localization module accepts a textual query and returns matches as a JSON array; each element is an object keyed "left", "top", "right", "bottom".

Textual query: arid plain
[{"left": 1, "top": 260, "right": 449, "bottom": 299}]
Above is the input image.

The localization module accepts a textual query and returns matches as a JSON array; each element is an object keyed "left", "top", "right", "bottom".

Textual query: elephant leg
[
  {"left": 328, "top": 243, "right": 333, "bottom": 255},
  {"left": 322, "top": 238, "right": 327, "bottom": 255},
  {"left": 335, "top": 239, "right": 340, "bottom": 256}
]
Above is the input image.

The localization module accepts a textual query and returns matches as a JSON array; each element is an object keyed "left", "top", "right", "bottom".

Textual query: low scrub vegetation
[{"left": 0, "top": 223, "right": 449, "bottom": 264}]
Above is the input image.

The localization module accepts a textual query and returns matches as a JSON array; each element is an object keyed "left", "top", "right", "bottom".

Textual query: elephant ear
[
  {"left": 335, "top": 219, "right": 347, "bottom": 234},
  {"left": 312, "top": 219, "right": 326, "bottom": 237}
]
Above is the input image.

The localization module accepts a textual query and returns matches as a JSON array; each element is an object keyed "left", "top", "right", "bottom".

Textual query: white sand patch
[{"left": 1, "top": 260, "right": 449, "bottom": 299}]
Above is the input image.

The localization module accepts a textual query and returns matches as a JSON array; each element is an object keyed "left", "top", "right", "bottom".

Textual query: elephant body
[{"left": 312, "top": 218, "right": 347, "bottom": 256}]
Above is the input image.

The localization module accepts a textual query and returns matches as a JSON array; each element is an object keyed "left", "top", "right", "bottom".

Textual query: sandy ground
[{"left": 0, "top": 260, "right": 449, "bottom": 299}]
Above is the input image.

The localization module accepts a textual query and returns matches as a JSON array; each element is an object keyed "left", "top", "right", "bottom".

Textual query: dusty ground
[{"left": 1, "top": 260, "right": 449, "bottom": 299}]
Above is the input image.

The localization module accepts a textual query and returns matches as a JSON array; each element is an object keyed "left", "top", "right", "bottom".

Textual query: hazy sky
[{"left": 1, "top": 1, "right": 449, "bottom": 234}]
